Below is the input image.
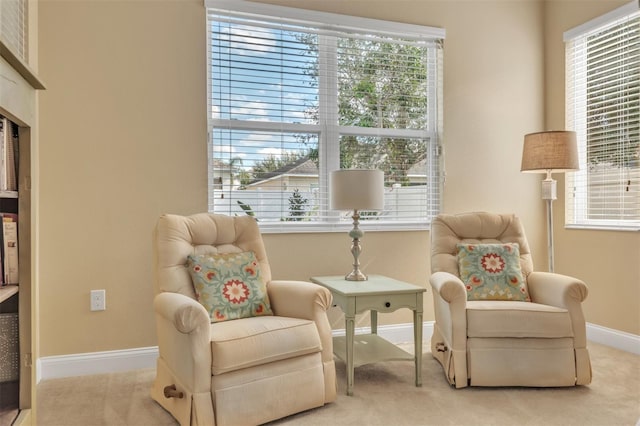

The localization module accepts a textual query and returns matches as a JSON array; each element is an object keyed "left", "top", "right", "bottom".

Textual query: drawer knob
[{"left": 385, "top": 302, "right": 391, "bottom": 308}]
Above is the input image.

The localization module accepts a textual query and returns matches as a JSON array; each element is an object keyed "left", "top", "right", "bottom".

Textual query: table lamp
[
  {"left": 521, "top": 130, "right": 579, "bottom": 272},
  {"left": 330, "top": 169, "right": 384, "bottom": 281}
]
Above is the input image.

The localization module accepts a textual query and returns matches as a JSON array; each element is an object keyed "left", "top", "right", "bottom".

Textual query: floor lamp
[
  {"left": 330, "top": 169, "right": 384, "bottom": 281},
  {"left": 521, "top": 131, "right": 579, "bottom": 273}
]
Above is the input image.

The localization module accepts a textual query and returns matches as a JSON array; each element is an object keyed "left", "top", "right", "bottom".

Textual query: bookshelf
[
  {"left": 0, "top": 48, "right": 41, "bottom": 423},
  {"left": 0, "top": 116, "right": 23, "bottom": 420},
  {"left": 0, "top": 5, "right": 43, "bottom": 418}
]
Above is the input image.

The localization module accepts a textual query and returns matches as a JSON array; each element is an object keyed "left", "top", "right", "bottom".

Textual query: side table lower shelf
[{"left": 333, "top": 334, "right": 414, "bottom": 368}]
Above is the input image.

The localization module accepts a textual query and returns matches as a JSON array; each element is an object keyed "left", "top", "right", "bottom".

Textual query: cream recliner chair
[
  {"left": 151, "top": 213, "right": 336, "bottom": 425},
  {"left": 429, "top": 212, "right": 591, "bottom": 388}
]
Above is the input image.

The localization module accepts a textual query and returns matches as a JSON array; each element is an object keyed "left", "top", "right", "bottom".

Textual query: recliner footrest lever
[{"left": 164, "top": 384, "right": 184, "bottom": 399}]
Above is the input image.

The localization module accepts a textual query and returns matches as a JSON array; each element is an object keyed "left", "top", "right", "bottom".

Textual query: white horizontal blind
[
  {"left": 565, "top": 2, "right": 640, "bottom": 230},
  {"left": 0, "top": 0, "right": 28, "bottom": 61},
  {"left": 207, "top": 1, "right": 444, "bottom": 231}
]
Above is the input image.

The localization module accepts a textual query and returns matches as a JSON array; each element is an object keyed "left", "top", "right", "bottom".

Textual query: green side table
[{"left": 310, "top": 275, "right": 426, "bottom": 396}]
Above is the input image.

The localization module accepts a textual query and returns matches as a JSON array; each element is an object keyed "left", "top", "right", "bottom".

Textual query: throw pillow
[
  {"left": 186, "top": 251, "right": 273, "bottom": 323},
  {"left": 456, "top": 243, "right": 530, "bottom": 302}
]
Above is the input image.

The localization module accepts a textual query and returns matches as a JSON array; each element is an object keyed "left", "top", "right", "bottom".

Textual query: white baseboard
[
  {"left": 37, "top": 321, "right": 637, "bottom": 382},
  {"left": 586, "top": 322, "right": 640, "bottom": 355},
  {"left": 37, "top": 346, "right": 159, "bottom": 383}
]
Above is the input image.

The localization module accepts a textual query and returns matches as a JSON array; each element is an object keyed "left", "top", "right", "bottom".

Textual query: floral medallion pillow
[
  {"left": 186, "top": 251, "right": 273, "bottom": 323},
  {"left": 456, "top": 243, "right": 530, "bottom": 302}
]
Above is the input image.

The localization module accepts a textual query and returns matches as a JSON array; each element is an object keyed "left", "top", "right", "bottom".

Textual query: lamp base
[
  {"left": 542, "top": 176, "right": 557, "bottom": 200},
  {"left": 345, "top": 209, "right": 367, "bottom": 281},
  {"left": 345, "top": 269, "right": 368, "bottom": 281}
]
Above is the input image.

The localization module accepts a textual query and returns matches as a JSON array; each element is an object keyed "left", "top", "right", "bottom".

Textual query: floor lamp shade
[
  {"left": 521, "top": 131, "right": 579, "bottom": 173},
  {"left": 330, "top": 169, "right": 385, "bottom": 211}
]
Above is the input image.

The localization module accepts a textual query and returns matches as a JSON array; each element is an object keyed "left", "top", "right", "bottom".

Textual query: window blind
[
  {"left": 565, "top": 1, "right": 640, "bottom": 230},
  {"left": 0, "top": 0, "right": 28, "bottom": 62},
  {"left": 207, "top": 0, "right": 445, "bottom": 232}
]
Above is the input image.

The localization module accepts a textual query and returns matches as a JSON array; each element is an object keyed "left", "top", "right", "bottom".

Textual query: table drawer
[{"left": 356, "top": 293, "right": 418, "bottom": 313}]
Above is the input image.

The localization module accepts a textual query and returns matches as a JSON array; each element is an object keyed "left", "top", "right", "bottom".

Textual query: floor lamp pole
[
  {"left": 545, "top": 198, "right": 554, "bottom": 273},
  {"left": 542, "top": 171, "right": 556, "bottom": 273}
]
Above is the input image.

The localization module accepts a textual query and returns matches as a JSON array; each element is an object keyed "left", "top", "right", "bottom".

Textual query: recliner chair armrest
[
  {"left": 429, "top": 272, "right": 467, "bottom": 343},
  {"left": 527, "top": 271, "right": 588, "bottom": 308},
  {"left": 429, "top": 271, "right": 468, "bottom": 387},
  {"left": 154, "top": 292, "right": 210, "bottom": 334},
  {"left": 268, "top": 280, "right": 334, "bottom": 364},
  {"left": 153, "top": 292, "right": 212, "bottom": 394},
  {"left": 268, "top": 280, "right": 337, "bottom": 402},
  {"left": 268, "top": 280, "right": 333, "bottom": 319},
  {"left": 527, "top": 271, "right": 590, "bottom": 366},
  {"left": 430, "top": 271, "right": 467, "bottom": 303}
]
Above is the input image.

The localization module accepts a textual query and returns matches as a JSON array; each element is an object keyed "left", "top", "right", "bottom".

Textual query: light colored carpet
[{"left": 37, "top": 341, "right": 640, "bottom": 426}]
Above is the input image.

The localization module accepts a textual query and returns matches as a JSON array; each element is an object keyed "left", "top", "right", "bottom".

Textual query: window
[
  {"left": 565, "top": 1, "right": 640, "bottom": 230},
  {"left": 0, "top": 0, "right": 28, "bottom": 62},
  {"left": 207, "top": 0, "right": 445, "bottom": 232}
]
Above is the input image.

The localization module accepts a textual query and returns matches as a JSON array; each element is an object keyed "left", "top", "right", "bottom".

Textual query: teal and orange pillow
[
  {"left": 186, "top": 251, "right": 273, "bottom": 322},
  {"left": 456, "top": 243, "right": 530, "bottom": 302}
]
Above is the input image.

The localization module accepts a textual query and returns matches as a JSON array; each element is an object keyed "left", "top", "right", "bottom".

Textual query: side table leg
[
  {"left": 414, "top": 309, "right": 423, "bottom": 387},
  {"left": 345, "top": 314, "right": 356, "bottom": 396},
  {"left": 370, "top": 310, "right": 378, "bottom": 334}
]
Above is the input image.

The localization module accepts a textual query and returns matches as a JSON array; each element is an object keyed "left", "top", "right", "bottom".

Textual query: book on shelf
[
  {"left": 0, "top": 118, "right": 4, "bottom": 192},
  {"left": 0, "top": 213, "right": 17, "bottom": 285},
  {"left": 0, "top": 116, "right": 18, "bottom": 193},
  {"left": 0, "top": 117, "right": 20, "bottom": 287},
  {"left": 5, "top": 121, "right": 17, "bottom": 192},
  {"left": 0, "top": 219, "right": 4, "bottom": 287}
]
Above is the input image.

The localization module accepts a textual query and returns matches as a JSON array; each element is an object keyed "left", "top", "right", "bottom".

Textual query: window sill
[
  {"left": 0, "top": 41, "right": 46, "bottom": 90},
  {"left": 565, "top": 224, "right": 640, "bottom": 232},
  {"left": 257, "top": 221, "right": 431, "bottom": 234}
]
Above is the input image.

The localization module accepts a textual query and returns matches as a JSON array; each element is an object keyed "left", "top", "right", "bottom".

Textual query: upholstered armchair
[
  {"left": 429, "top": 212, "right": 591, "bottom": 388},
  {"left": 151, "top": 213, "right": 336, "bottom": 425}
]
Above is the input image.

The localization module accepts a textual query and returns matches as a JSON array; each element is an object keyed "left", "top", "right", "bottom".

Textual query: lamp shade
[
  {"left": 521, "top": 130, "right": 579, "bottom": 173},
  {"left": 330, "top": 169, "right": 384, "bottom": 211}
]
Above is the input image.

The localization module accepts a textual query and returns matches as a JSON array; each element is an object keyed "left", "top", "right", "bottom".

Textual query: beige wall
[
  {"left": 35, "top": 0, "right": 636, "bottom": 359},
  {"left": 544, "top": 0, "right": 640, "bottom": 335},
  {"left": 38, "top": 0, "right": 208, "bottom": 355}
]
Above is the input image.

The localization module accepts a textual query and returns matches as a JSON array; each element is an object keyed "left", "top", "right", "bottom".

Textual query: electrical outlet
[{"left": 90, "top": 289, "right": 106, "bottom": 311}]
